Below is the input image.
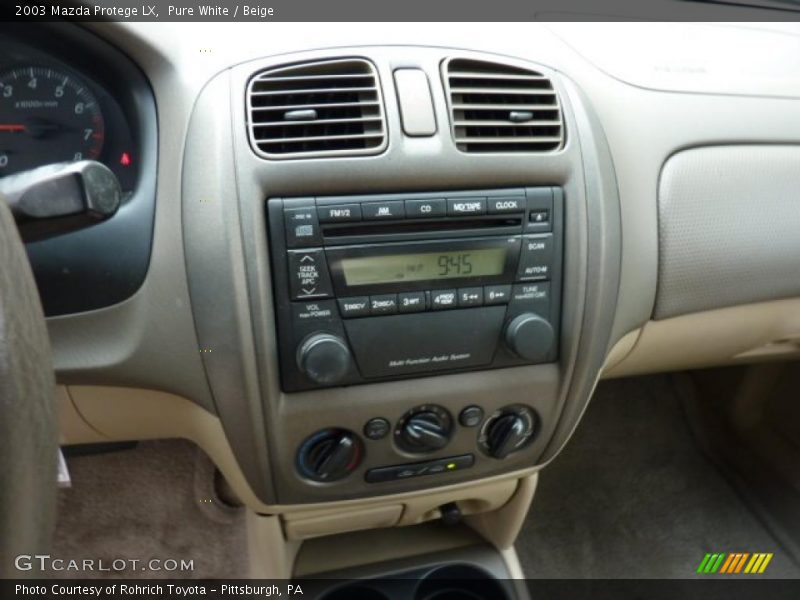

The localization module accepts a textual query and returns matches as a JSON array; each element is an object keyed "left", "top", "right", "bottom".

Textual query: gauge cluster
[
  {"left": 0, "top": 24, "right": 157, "bottom": 316},
  {"left": 0, "top": 46, "right": 137, "bottom": 191}
]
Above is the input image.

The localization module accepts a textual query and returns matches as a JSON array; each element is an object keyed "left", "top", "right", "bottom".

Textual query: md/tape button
[{"left": 447, "top": 197, "right": 486, "bottom": 216}]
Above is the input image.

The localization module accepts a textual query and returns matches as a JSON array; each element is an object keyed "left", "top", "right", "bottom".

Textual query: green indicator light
[{"left": 447, "top": 463, "right": 456, "bottom": 470}]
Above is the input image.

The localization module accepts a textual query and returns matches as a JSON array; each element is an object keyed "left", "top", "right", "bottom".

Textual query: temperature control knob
[
  {"left": 297, "top": 429, "right": 363, "bottom": 482},
  {"left": 396, "top": 406, "right": 453, "bottom": 453},
  {"left": 504, "top": 313, "right": 554, "bottom": 362},
  {"left": 479, "top": 405, "right": 537, "bottom": 459},
  {"left": 297, "top": 333, "right": 352, "bottom": 385}
]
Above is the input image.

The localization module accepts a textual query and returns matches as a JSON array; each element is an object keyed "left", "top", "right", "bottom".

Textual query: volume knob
[
  {"left": 504, "top": 313, "right": 554, "bottom": 362},
  {"left": 297, "top": 333, "right": 352, "bottom": 385}
]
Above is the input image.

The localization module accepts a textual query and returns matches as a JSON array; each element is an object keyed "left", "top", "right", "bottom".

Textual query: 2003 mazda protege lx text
[{"left": 0, "top": 2, "right": 799, "bottom": 599}]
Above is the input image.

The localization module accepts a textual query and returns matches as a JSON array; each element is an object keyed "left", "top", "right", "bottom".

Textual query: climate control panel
[{"left": 296, "top": 403, "right": 539, "bottom": 485}]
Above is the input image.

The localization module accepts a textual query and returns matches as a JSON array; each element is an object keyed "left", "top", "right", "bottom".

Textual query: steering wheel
[{"left": 0, "top": 195, "right": 57, "bottom": 576}]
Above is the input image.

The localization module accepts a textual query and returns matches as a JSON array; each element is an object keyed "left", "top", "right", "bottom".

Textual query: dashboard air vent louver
[
  {"left": 247, "top": 58, "right": 387, "bottom": 159},
  {"left": 444, "top": 58, "right": 564, "bottom": 153}
]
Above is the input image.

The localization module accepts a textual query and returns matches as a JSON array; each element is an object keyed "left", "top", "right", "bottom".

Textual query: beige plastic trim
[
  {"left": 465, "top": 474, "right": 538, "bottom": 550},
  {"left": 246, "top": 512, "right": 299, "bottom": 579},
  {"left": 284, "top": 505, "right": 403, "bottom": 542},
  {"left": 603, "top": 297, "right": 800, "bottom": 379}
]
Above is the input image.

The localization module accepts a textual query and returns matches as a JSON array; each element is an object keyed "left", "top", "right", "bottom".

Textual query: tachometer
[{"left": 0, "top": 66, "right": 105, "bottom": 176}]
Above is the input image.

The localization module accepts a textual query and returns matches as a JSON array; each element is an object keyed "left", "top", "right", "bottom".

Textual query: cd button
[
  {"left": 363, "top": 201, "right": 405, "bottom": 220},
  {"left": 431, "top": 289, "right": 457, "bottom": 310},
  {"left": 484, "top": 285, "right": 512, "bottom": 305},
  {"left": 447, "top": 197, "right": 486, "bottom": 216},
  {"left": 318, "top": 204, "right": 362, "bottom": 223},
  {"left": 458, "top": 287, "right": 484, "bottom": 307},
  {"left": 405, "top": 198, "right": 446, "bottom": 218},
  {"left": 398, "top": 291, "right": 427, "bottom": 313},
  {"left": 370, "top": 294, "right": 398, "bottom": 315},
  {"left": 338, "top": 297, "right": 370, "bottom": 318}
]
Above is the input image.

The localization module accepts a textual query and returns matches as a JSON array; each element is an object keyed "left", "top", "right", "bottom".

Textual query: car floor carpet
[
  {"left": 515, "top": 374, "right": 800, "bottom": 579},
  {"left": 51, "top": 439, "right": 248, "bottom": 579}
]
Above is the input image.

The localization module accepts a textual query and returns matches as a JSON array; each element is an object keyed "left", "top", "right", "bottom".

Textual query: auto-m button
[
  {"left": 516, "top": 234, "right": 553, "bottom": 281},
  {"left": 287, "top": 249, "right": 333, "bottom": 300}
]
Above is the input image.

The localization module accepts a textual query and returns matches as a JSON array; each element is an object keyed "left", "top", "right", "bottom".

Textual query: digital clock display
[{"left": 340, "top": 248, "right": 507, "bottom": 286}]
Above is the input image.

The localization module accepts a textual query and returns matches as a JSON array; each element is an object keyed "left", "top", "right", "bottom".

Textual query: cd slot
[{"left": 323, "top": 216, "right": 522, "bottom": 238}]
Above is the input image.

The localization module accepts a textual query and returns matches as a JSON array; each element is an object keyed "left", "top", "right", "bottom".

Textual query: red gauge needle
[{"left": 0, "top": 124, "right": 26, "bottom": 132}]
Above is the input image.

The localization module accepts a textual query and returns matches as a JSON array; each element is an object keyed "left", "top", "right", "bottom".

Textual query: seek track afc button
[{"left": 287, "top": 249, "right": 333, "bottom": 300}]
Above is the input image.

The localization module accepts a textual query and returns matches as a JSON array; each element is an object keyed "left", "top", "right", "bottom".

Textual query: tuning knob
[
  {"left": 504, "top": 313, "right": 554, "bottom": 362},
  {"left": 297, "top": 333, "right": 352, "bottom": 385},
  {"left": 397, "top": 406, "right": 453, "bottom": 453},
  {"left": 480, "top": 405, "right": 537, "bottom": 459},
  {"left": 297, "top": 429, "right": 363, "bottom": 482}
]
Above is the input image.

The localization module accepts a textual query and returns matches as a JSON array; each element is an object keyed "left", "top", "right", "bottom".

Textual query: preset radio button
[
  {"left": 431, "top": 289, "right": 457, "bottom": 310},
  {"left": 398, "top": 291, "right": 427, "bottom": 313},
  {"left": 338, "top": 297, "right": 371, "bottom": 318},
  {"left": 370, "top": 294, "right": 398, "bottom": 315}
]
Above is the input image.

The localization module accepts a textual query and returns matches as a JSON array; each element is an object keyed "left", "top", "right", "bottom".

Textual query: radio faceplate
[{"left": 267, "top": 187, "right": 563, "bottom": 392}]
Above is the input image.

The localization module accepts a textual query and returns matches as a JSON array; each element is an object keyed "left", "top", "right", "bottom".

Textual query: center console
[{"left": 182, "top": 46, "right": 621, "bottom": 508}]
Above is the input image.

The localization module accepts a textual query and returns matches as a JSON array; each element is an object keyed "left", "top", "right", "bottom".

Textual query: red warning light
[{"left": 120, "top": 152, "right": 132, "bottom": 167}]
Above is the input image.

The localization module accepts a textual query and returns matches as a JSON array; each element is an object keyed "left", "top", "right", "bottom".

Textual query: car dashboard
[{"left": 5, "top": 21, "right": 800, "bottom": 542}]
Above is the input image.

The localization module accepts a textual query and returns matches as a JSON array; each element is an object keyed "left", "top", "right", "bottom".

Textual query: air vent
[
  {"left": 444, "top": 58, "right": 564, "bottom": 153},
  {"left": 247, "top": 58, "right": 387, "bottom": 159}
]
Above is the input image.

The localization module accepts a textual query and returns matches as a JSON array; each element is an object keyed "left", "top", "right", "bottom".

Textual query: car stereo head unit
[{"left": 267, "top": 187, "right": 563, "bottom": 392}]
